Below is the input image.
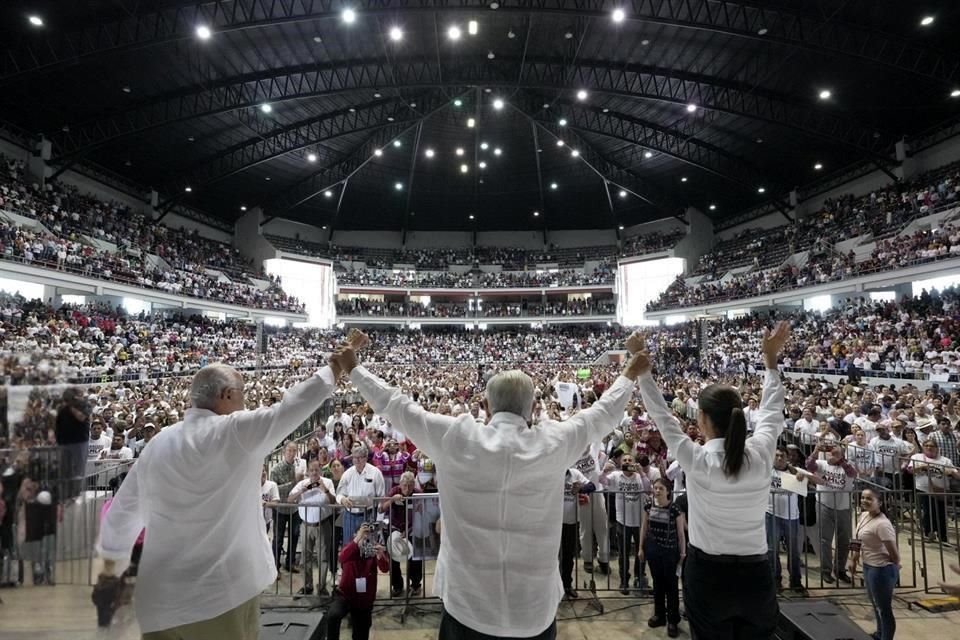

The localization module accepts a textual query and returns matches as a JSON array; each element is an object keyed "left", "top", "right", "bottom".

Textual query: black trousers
[
  {"left": 390, "top": 558, "right": 424, "bottom": 591},
  {"left": 273, "top": 511, "right": 301, "bottom": 570},
  {"left": 618, "top": 524, "right": 642, "bottom": 587},
  {"left": 683, "top": 546, "right": 778, "bottom": 640},
  {"left": 559, "top": 522, "right": 578, "bottom": 589},
  {"left": 438, "top": 608, "right": 556, "bottom": 640},
  {"left": 647, "top": 545, "right": 680, "bottom": 624},
  {"left": 920, "top": 493, "right": 948, "bottom": 540},
  {"left": 326, "top": 594, "right": 373, "bottom": 640}
]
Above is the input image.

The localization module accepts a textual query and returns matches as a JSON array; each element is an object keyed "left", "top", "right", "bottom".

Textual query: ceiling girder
[
  {"left": 3, "top": 0, "right": 956, "bottom": 84},
  {"left": 48, "top": 57, "right": 893, "bottom": 162}
]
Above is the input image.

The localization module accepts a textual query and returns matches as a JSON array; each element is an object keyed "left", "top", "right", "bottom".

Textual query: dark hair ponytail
[{"left": 698, "top": 384, "right": 749, "bottom": 477}]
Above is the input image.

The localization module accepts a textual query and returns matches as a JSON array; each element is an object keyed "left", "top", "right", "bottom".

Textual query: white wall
[
  {"left": 915, "top": 134, "right": 960, "bottom": 174},
  {"left": 800, "top": 169, "right": 897, "bottom": 216},
  {"left": 58, "top": 169, "right": 149, "bottom": 214},
  {"left": 164, "top": 212, "right": 232, "bottom": 244},
  {"left": 262, "top": 218, "right": 328, "bottom": 243}
]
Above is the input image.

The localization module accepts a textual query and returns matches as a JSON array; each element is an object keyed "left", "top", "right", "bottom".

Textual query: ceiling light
[
  {"left": 313, "top": 36, "right": 323, "bottom": 43},
  {"left": 565, "top": 31, "right": 574, "bottom": 39},
  {"left": 921, "top": 16, "right": 935, "bottom": 27},
  {"left": 324, "top": 190, "right": 333, "bottom": 198},
  {"left": 479, "top": 161, "right": 487, "bottom": 169},
  {"left": 618, "top": 190, "right": 627, "bottom": 198},
  {"left": 349, "top": 107, "right": 356, "bottom": 113},
  {"left": 757, "top": 28, "right": 768, "bottom": 35},
  {"left": 618, "top": 225, "right": 625, "bottom": 230},
  {"left": 686, "top": 103, "right": 697, "bottom": 113},
  {"left": 454, "top": 99, "right": 463, "bottom": 107},
  {"left": 493, "top": 98, "right": 504, "bottom": 110},
  {"left": 756, "top": 138, "right": 764, "bottom": 143},
  {"left": 558, "top": 118, "right": 567, "bottom": 126},
  {"left": 709, "top": 204, "right": 716, "bottom": 211},
  {"left": 612, "top": 8, "right": 626, "bottom": 23},
  {"left": 387, "top": 116, "right": 395, "bottom": 121},
  {"left": 814, "top": 162, "right": 823, "bottom": 170},
  {"left": 571, "top": 149, "right": 580, "bottom": 157},
  {"left": 468, "top": 20, "right": 479, "bottom": 35},
  {"left": 240, "top": 205, "right": 247, "bottom": 211},
  {"left": 484, "top": 88, "right": 492, "bottom": 93},
  {"left": 533, "top": 210, "right": 540, "bottom": 217},
  {"left": 409, "top": 102, "right": 416, "bottom": 108},
  {"left": 493, "top": 147, "right": 502, "bottom": 156},
  {"left": 195, "top": 25, "right": 212, "bottom": 40},
  {"left": 187, "top": 136, "right": 195, "bottom": 142},
  {"left": 469, "top": 214, "right": 475, "bottom": 220},
  {"left": 643, "top": 150, "right": 653, "bottom": 158},
  {"left": 265, "top": 177, "right": 272, "bottom": 181},
  {"left": 425, "top": 148, "right": 435, "bottom": 158},
  {"left": 393, "top": 140, "right": 402, "bottom": 148},
  {"left": 124, "top": 160, "right": 132, "bottom": 166},
  {"left": 456, "top": 147, "right": 465, "bottom": 156},
  {"left": 641, "top": 39, "right": 650, "bottom": 46},
  {"left": 508, "top": 29, "right": 516, "bottom": 39},
  {"left": 480, "top": 142, "right": 489, "bottom": 150},
  {"left": 260, "top": 103, "right": 272, "bottom": 113},
  {"left": 184, "top": 186, "right": 192, "bottom": 193},
  {"left": 342, "top": 8, "right": 357, "bottom": 24},
  {"left": 487, "top": 51, "right": 496, "bottom": 59},
  {"left": 122, "top": 86, "right": 131, "bottom": 94},
  {"left": 819, "top": 89, "right": 832, "bottom": 100},
  {"left": 322, "top": 225, "right": 328, "bottom": 230},
  {"left": 950, "top": 89, "right": 960, "bottom": 98},
  {"left": 389, "top": 26, "right": 403, "bottom": 41},
  {"left": 374, "top": 92, "right": 382, "bottom": 98},
  {"left": 576, "top": 89, "right": 588, "bottom": 101},
  {"left": 543, "top": 103, "right": 550, "bottom": 109},
  {"left": 490, "top": 1, "right": 500, "bottom": 9},
  {"left": 395, "top": 182, "right": 403, "bottom": 191},
  {"left": 681, "top": 176, "right": 688, "bottom": 183},
  {"left": 461, "top": 164, "right": 469, "bottom": 173},
  {"left": 448, "top": 25, "right": 462, "bottom": 40},
  {"left": 467, "top": 117, "right": 476, "bottom": 128},
  {"left": 550, "top": 182, "right": 558, "bottom": 190},
  {"left": 757, "top": 186, "right": 766, "bottom": 194},
  {"left": 602, "top": 107, "right": 609, "bottom": 113},
  {"left": 374, "top": 149, "right": 383, "bottom": 157},
  {"left": 28, "top": 15, "right": 44, "bottom": 27},
  {"left": 556, "top": 140, "right": 564, "bottom": 147},
  {"left": 307, "top": 153, "right": 317, "bottom": 162}
]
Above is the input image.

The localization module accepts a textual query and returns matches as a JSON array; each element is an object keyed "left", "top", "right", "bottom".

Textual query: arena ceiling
[{"left": 2, "top": 1, "right": 960, "bottom": 235}]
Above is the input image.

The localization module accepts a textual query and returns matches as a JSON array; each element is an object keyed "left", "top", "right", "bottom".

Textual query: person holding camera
[
  {"left": 289, "top": 459, "right": 338, "bottom": 597},
  {"left": 325, "top": 522, "right": 390, "bottom": 640},
  {"left": 806, "top": 435, "right": 858, "bottom": 584}
]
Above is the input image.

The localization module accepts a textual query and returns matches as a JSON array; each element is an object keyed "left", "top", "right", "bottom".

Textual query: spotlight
[
  {"left": 260, "top": 103, "right": 272, "bottom": 113},
  {"left": 643, "top": 150, "right": 653, "bottom": 159},
  {"left": 550, "top": 182, "right": 558, "bottom": 190},
  {"left": 533, "top": 211, "right": 540, "bottom": 217},
  {"left": 612, "top": 8, "right": 626, "bottom": 23},
  {"left": 576, "top": 89, "right": 588, "bottom": 101},
  {"left": 921, "top": 16, "right": 935, "bottom": 27},
  {"left": 819, "top": 89, "right": 832, "bottom": 100},
  {"left": 556, "top": 140, "right": 564, "bottom": 147},
  {"left": 307, "top": 153, "right": 317, "bottom": 162},
  {"left": 393, "top": 140, "right": 402, "bottom": 148},
  {"left": 493, "top": 98, "right": 505, "bottom": 110},
  {"left": 757, "top": 186, "right": 766, "bottom": 194},
  {"left": 28, "top": 15, "right": 44, "bottom": 27},
  {"left": 467, "top": 117, "right": 476, "bottom": 128},
  {"left": 493, "top": 147, "right": 502, "bottom": 156},
  {"left": 342, "top": 8, "right": 357, "bottom": 23},
  {"left": 681, "top": 177, "right": 688, "bottom": 183},
  {"left": 461, "top": 164, "right": 469, "bottom": 173},
  {"left": 389, "top": 26, "right": 403, "bottom": 41},
  {"left": 951, "top": 89, "right": 960, "bottom": 98},
  {"left": 195, "top": 25, "right": 212, "bottom": 40},
  {"left": 454, "top": 99, "right": 463, "bottom": 107},
  {"left": 456, "top": 148, "right": 465, "bottom": 156},
  {"left": 240, "top": 205, "right": 247, "bottom": 211},
  {"left": 448, "top": 25, "right": 462, "bottom": 40},
  {"left": 468, "top": 20, "right": 479, "bottom": 35},
  {"left": 618, "top": 224, "right": 625, "bottom": 230},
  {"left": 686, "top": 103, "right": 697, "bottom": 113},
  {"left": 558, "top": 118, "right": 568, "bottom": 126},
  {"left": 487, "top": 51, "right": 496, "bottom": 60},
  {"left": 374, "top": 149, "right": 383, "bottom": 157},
  {"left": 425, "top": 148, "right": 435, "bottom": 158},
  {"left": 480, "top": 142, "right": 489, "bottom": 150},
  {"left": 395, "top": 182, "right": 403, "bottom": 191},
  {"left": 324, "top": 190, "right": 334, "bottom": 198},
  {"left": 122, "top": 86, "right": 132, "bottom": 94},
  {"left": 571, "top": 149, "right": 580, "bottom": 157},
  {"left": 469, "top": 214, "right": 475, "bottom": 220},
  {"left": 709, "top": 204, "right": 716, "bottom": 211},
  {"left": 479, "top": 161, "right": 487, "bottom": 169},
  {"left": 814, "top": 162, "right": 823, "bottom": 170},
  {"left": 184, "top": 186, "right": 192, "bottom": 193},
  {"left": 618, "top": 190, "right": 627, "bottom": 198},
  {"left": 757, "top": 28, "right": 768, "bottom": 35}
]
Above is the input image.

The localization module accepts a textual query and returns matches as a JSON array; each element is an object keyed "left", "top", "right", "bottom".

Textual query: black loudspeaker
[
  {"left": 261, "top": 610, "right": 325, "bottom": 640},
  {"left": 777, "top": 601, "right": 873, "bottom": 640}
]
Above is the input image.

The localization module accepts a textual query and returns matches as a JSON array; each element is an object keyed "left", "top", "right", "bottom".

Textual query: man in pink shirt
[{"left": 373, "top": 438, "right": 409, "bottom": 493}]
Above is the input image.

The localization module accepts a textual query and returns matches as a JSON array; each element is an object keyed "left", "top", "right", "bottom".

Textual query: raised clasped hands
[
  {"left": 328, "top": 329, "right": 369, "bottom": 379},
  {"left": 623, "top": 331, "right": 652, "bottom": 380}
]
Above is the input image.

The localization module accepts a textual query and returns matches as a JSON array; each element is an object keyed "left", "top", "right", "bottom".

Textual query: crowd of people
[
  {"left": 334, "top": 297, "right": 617, "bottom": 318},
  {"left": 620, "top": 229, "right": 685, "bottom": 259},
  {"left": 334, "top": 263, "right": 617, "bottom": 289}
]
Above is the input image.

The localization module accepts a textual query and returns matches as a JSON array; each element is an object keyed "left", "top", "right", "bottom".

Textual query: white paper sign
[{"left": 777, "top": 470, "right": 809, "bottom": 497}]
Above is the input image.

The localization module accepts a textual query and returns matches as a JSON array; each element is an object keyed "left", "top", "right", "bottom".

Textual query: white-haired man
[
  {"left": 332, "top": 331, "right": 646, "bottom": 640},
  {"left": 97, "top": 333, "right": 364, "bottom": 640}
]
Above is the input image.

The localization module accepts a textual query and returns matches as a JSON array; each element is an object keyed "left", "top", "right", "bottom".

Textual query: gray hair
[
  {"left": 351, "top": 443, "right": 369, "bottom": 458},
  {"left": 189, "top": 364, "right": 239, "bottom": 410},
  {"left": 486, "top": 370, "right": 535, "bottom": 421},
  {"left": 399, "top": 471, "right": 416, "bottom": 484}
]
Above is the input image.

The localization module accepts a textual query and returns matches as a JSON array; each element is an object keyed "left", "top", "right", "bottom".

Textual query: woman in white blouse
[{"left": 631, "top": 321, "right": 790, "bottom": 639}]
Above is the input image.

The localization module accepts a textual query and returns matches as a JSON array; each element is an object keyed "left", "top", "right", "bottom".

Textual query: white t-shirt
[
  {"left": 88, "top": 435, "right": 111, "bottom": 459},
  {"left": 767, "top": 469, "right": 806, "bottom": 520},
  {"left": 572, "top": 444, "right": 604, "bottom": 484},
  {"left": 603, "top": 470, "right": 650, "bottom": 527},
  {"left": 870, "top": 436, "right": 912, "bottom": 474},
  {"left": 810, "top": 459, "right": 855, "bottom": 511},
  {"left": 290, "top": 476, "right": 336, "bottom": 523},
  {"left": 563, "top": 468, "right": 590, "bottom": 525},
  {"left": 846, "top": 444, "right": 876, "bottom": 475},
  {"left": 909, "top": 454, "right": 955, "bottom": 493},
  {"left": 261, "top": 479, "right": 279, "bottom": 523},
  {"left": 99, "top": 446, "right": 134, "bottom": 461},
  {"left": 794, "top": 418, "right": 820, "bottom": 445}
]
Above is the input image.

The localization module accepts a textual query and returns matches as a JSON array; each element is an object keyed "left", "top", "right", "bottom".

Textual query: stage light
[
  {"left": 533, "top": 211, "right": 540, "bottom": 217},
  {"left": 393, "top": 140, "right": 402, "bottom": 148},
  {"left": 195, "top": 25, "right": 212, "bottom": 40},
  {"left": 395, "top": 182, "right": 403, "bottom": 191},
  {"left": 454, "top": 99, "right": 463, "bottom": 107},
  {"left": 469, "top": 214, "right": 475, "bottom": 219},
  {"left": 479, "top": 161, "right": 487, "bottom": 169},
  {"left": 324, "top": 190, "right": 333, "bottom": 198},
  {"left": 480, "top": 142, "right": 489, "bottom": 150},
  {"left": 467, "top": 117, "right": 476, "bottom": 128},
  {"left": 571, "top": 149, "right": 580, "bottom": 157},
  {"left": 758, "top": 186, "right": 766, "bottom": 194},
  {"left": 577, "top": 89, "right": 588, "bottom": 101},
  {"left": 240, "top": 205, "right": 247, "bottom": 211},
  {"left": 709, "top": 204, "right": 716, "bottom": 211},
  {"left": 307, "top": 153, "right": 317, "bottom": 162},
  {"left": 550, "top": 182, "right": 558, "bottom": 190},
  {"left": 686, "top": 103, "right": 697, "bottom": 113},
  {"left": 373, "top": 149, "right": 383, "bottom": 157},
  {"left": 951, "top": 89, "right": 960, "bottom": 98},
  {"left": 493, "top": 147, "right": 502, "bottom": 156},
  {"left": 921, "top": 16, "right": 935, "bottom": 27},
  {"left": 618, "top": 225, "right": 625, "bottom": 230},
  {"left": 468, "top": 20, "right": 479, "bottom": 35},
  {"left": 612, "top": 9, "right": 625, "bottom": 23},
  {"left": 28, "top": 16, "right": 44, "bottom": 27},
  {"left": 185, "top": 186, "right": 192, "bottom": 193},
  {"left": 558, "top": 118, "right": 567, "bottom": 126},
  {"left": 461, "top": 164, "right": 469, "bottom": 173},
  {"left": 619, "top": 190, "right": 627, "bottom": 198},
  {"left": 448, "top": 25, "right": 462, "bottom": 40},
  {"left": 425, "top": 149, "right": 435, "bottom": 158},
  {"left": 814, "top": 162, "right": 823, "bottom": 170},
  {"left": 556, "top": 140, "right": 564, "bottom": 147},
  {"left": 493, "top": 98, "right": 504, "bottom": 110},
  {"left": 819, "top": 89, "right": 832, "bottom": 100},
  {"left": 681, "top": 176, "right": 688, "bottom": 183},
  {"left": 389, "top": 26, "right": 403, "bottom": 41},
  {"left": 260, "top": 103, "right": 272, "bottom": 113},
  {"left": 342, "top": 9, "right": 357, "bottom": 23},
  {"left": 644, "top": 151, "right": 653, "bottom": 158},
  {"left": 456, "top": 147, "right": 465, "bottom": 156}
]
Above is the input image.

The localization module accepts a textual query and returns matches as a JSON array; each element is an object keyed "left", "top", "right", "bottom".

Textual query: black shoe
[
  {"left": 598, "top": 562, "right": 611, "bottom": 575},
  {"left": 648, "top": 616, "right": 667, "bottom": 628},
  {"left": 285, "top": 566, "right": 300, "bottom": 574},
  {"left": 294, "top": 586, "right": 313, "bottom": 598},
  {"left": 583, "top": 562, "right": 594, "bottom": 574},
  {"left": 408, "top": 585, "right": 422, "bottom": 597},
  {"left": 822, "top": 572, "right": 835, "bottom": 584},
  {"left": 790, "top": 584, "right": 808, "bottom": 596},
  {"left": 668, "top": 623, "right": 680, "bottom": 638},
  {"left": 620, "top": 585, "right": 630, "bottom": 596},
  {"left": 564, "top": 588, "right": 579, "bottom": 600},
  {"left": 837, "top": 571, "right": 852, "bottom": 584},
  {"left": 390, "top": 587, "right": 404, "bottom": 598},
  {"left": 318, "top": 587, "right": 330, "bottom": 597}
]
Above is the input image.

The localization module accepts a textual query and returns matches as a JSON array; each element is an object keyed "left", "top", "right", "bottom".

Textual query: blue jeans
[
  {"left": 864, "top": 563, "right": 898, "bottom": 640},
  {"left": 342, "top": 511, "right": 366, "bottom": 550},
  {"left": 765, "top": 514, "right": 802, "bottom": 587}
]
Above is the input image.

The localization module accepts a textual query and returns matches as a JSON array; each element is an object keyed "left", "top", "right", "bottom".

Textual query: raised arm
[{"left": 749, "top": 323, "right": 790, "bottom": 459}]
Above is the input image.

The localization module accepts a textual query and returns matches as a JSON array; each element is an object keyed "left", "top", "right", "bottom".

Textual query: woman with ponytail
[{"left": 631, "top": 321, "right": 790, "bottom": 640}]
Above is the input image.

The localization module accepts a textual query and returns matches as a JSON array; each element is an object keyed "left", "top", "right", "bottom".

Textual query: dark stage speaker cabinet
[
  {"left": 777, "top": 601, "right": 872, "bottom": 640},
  {"left": 260, "top": 611, "right": 325, "bottom": 640}
]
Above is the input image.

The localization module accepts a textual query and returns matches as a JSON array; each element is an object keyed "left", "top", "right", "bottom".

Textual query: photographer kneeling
[{"left": 326, "top": 522, "right": 390, "bottom": 640}]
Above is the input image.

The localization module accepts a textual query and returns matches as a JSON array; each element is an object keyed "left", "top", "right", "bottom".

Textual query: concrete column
[
  {"left": 896, "top": 140, "right": 918, "bottom": 181},
  {"left": 233, "top": 207, "right": 278, "bottom": 273},
  {"left": 672, "top": 207, "right": 714, "bottom": 275},
  {"left": 28, "top": 137, "right": 51, "bottom": 186}
]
